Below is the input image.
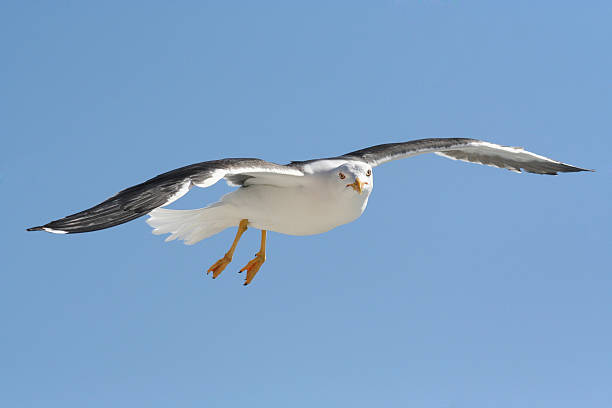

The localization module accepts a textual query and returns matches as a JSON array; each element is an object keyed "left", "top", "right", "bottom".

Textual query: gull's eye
[
  {"left": 339, "top": 172, "right": 346, "bottom": 180},
  {"left": 366, "top": 169, "right": 372, "bottom": 177}
]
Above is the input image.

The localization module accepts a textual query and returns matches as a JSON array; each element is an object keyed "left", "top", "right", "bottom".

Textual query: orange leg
[
  {"left": 239, "top": 230, "right": 267, "bottom": 286},
  {"left": 207, "top": 219, "right": 248, "bottom": 279}
]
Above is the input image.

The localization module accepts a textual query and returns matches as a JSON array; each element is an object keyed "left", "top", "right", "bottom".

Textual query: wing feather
[
  {"left": 342, "top": 138, "right": 591, "bottom": 174},
  {"left": 27, "top": 158, "right": 303, "bottom": 234}
]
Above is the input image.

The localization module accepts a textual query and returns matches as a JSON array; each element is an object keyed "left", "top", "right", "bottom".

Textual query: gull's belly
[{"left": 221, "top": 184, "right": 369, "bottom": 236}]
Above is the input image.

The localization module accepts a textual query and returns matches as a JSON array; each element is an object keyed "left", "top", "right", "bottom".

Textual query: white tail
[{"left": 146, "top": 203, "right": 238, "bottom": 245}]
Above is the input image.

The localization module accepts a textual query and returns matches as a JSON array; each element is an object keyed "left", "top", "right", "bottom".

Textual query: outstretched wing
[
  {"left": 27, "top": 158, "right": 303, "bottom": 234},
  {"left": 342, "top": 138, "right": 591, "bottom": 174}
]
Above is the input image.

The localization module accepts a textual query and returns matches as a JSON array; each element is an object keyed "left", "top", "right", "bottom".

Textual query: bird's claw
[
  {"left": 239, "top": 253, "right": 266, "bottom": 286},
  {"left": 207, "top": 255, "right": 232, "bottom": 279}
]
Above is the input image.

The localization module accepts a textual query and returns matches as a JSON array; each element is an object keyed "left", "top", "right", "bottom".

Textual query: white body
[
  {"left": 147, "top": 161, "right": 374, "bottom": 245},
  {"left": 223, "top": 182, "right": 370, "bottom": 235}
]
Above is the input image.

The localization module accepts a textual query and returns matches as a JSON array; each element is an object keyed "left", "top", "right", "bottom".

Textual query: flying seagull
[{"left": 28, "top": 138, "right": 590, "bottom": 285}]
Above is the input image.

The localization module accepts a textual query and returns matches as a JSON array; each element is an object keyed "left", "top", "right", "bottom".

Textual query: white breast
[{"left": 220, "top": 179, "right": 371, "bottom": 236}]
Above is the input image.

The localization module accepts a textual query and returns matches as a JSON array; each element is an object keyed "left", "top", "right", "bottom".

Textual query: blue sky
[{"left": 2, "top": 1, "right": 611, "bottom": 407}]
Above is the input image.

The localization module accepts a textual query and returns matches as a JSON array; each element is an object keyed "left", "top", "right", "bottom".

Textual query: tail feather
[{"left": 147, "top": 205, "right": 237, "bottom": 245}]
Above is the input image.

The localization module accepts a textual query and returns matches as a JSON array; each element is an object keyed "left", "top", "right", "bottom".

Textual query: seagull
[{"left": 28, "top": 138, "right": 590, "bottom": 285}]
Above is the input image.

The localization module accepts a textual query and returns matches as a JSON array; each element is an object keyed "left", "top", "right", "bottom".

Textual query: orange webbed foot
[
  {"left": 239, "top": 252, "right": 266, "bottom": 286},
  {"left": 207, "top": 255, "right": 232, "bottom": 279}
]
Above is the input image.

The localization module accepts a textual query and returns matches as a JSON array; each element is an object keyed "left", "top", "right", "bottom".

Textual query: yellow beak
[{"left": 346, "top": 178, "right": 368, "bottom": 194}]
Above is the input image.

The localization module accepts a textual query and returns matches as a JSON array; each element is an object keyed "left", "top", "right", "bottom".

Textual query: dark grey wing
[
  {"left": 342, "top": 138, "right": 591, "bottom": 174},
  {"left": 27, "top": 158, "right": 303, "bottom": 234}
]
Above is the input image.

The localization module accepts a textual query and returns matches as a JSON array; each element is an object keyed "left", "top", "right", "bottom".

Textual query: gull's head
[{"left": 334, "top": 162, "right": 373, "bottom": 195}]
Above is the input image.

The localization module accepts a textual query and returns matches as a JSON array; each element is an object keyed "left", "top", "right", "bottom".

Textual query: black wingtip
[
  {"left": 571, "top": 166, "right": 595, "bottom": 173},
  {"left": 551, "top": 167, "right": 594, "bottom": 175},
  {"left": 557, "top": 165, "right": 594, "bottom": 174},
  {"left": 27, "top": 226, "right": 44, "bottom": 232}
]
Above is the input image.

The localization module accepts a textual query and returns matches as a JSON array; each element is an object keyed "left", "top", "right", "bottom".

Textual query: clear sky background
[{"left": 2, "top": 1, "right": 611, "bottom": 407}]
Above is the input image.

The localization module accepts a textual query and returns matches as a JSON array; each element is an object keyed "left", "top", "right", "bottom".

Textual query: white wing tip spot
[{"left": 43, "top": 227, "right": 68, "bottom": 234}]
